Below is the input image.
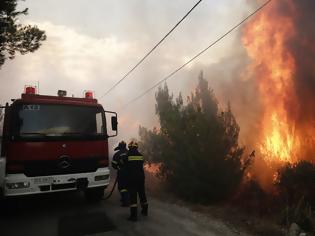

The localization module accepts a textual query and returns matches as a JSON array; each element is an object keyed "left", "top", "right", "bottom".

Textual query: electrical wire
[
  {"left": 99, "top": 0, "right": 203, "bottom": 99},
  {"left": 120, "top": 0, "right": 272, "bottom": 110}
]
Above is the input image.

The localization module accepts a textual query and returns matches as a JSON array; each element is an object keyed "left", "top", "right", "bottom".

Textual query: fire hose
[{"left": 103, "top": 174, "right": 118, "bottom": 200}]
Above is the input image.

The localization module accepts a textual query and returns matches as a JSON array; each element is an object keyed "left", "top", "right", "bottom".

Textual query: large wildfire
[
  {"left": 242, "top": 0, "right": 315, "bottom": 167},
  {"left": 140, "top": 0, "right": 315, "bottom": 190},
  {"left": 238, "top": 0, "right": 315, "bottom": 188}
]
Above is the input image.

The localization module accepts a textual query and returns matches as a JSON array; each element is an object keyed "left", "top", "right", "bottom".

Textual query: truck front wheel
[{"left": 84, "top": 187, "right": 105, "bottom": 202}]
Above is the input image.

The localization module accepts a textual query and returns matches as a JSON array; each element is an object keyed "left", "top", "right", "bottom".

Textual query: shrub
[
  {"left": 277, "top": 161, "right": 315, "bottom": 232},
  {"left": 276, "top": 160, "right": 315, "bottom": 206}
]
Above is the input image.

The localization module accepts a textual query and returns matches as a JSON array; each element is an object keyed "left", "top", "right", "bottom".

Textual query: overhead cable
[
  {"left": 120, "top": 0, "right": 272, "bottom": 110},
  {"left": 99, "top": 0, "right": 203, "bottom": 99}
]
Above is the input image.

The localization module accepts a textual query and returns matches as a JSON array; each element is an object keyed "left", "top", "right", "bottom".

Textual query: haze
[{"left": 0, "top": 0, "right": 252, "bottom": 147}]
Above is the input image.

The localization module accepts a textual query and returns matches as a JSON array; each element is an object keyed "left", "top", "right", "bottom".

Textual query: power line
[
  {"left": 99, "top": 0, "right": 203, "bottom": 99},
  {"left": 120, "top": 0, "right": 272, "bottom": 110}
]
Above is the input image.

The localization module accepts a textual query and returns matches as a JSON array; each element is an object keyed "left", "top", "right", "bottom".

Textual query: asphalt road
[{"left": 0, "top": 189, "right": 247, "bottom": 236}]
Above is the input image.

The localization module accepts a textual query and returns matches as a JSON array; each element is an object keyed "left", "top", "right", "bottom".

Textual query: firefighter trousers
[
  {"left": 128, "top": 179, "right": 148, "bottom": 218},
  {"left": 117, "top": 171, "right": 129, "bottom": 205}
]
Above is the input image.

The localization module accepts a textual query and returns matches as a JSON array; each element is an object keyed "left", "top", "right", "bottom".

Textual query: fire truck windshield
[{"left": 12, "top": 104, "right": 107, "bottom": 140}]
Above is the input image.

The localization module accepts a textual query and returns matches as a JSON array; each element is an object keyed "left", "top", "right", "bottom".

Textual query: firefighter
[
  {"left": 125, "top": 141, "right": 148, "bottom": 221},
  {"left": 111, "top": 141, "right": 129, "bottom": 206}
]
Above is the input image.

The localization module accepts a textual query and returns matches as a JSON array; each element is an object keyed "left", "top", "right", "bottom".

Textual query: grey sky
[{"left": 0, "top": 0, "right": 253, "bottom": 144}]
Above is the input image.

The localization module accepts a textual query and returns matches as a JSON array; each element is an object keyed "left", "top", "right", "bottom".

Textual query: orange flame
[
  {"left": 242, "top": 0, "right": 301, "bottom": 163},
  {"left": 144, "top": 163, "right": 161, "bottom": 175}
]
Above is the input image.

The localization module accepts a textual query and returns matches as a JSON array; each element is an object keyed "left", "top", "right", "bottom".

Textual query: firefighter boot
[
  {"left": 141, "top": 203, "right": 148, "bottom": 216},
  {"left": 128, "top": 206, "right": 137, "bottom": 222}
]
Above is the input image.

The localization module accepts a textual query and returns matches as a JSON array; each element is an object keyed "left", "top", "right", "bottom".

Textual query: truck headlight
[{"left": 6, "top": 181, "right": 30, "bottom": 189}]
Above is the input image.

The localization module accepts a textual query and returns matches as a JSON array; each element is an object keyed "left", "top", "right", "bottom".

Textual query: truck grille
[{"left": 9, "top": 158, "right": 105, "bottom": 177}]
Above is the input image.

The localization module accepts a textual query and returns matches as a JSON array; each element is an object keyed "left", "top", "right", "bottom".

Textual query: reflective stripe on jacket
[{"left": 126, "top": 149, "right": 145, "bottom": 182}]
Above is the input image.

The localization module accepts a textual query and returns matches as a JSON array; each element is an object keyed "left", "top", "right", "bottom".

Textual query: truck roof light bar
[
  {"left": 84, "top": 90, "right": 94, "bottom": 99},
  {"left": 24, "top": 86, "right": 36, "bottom": 95}
]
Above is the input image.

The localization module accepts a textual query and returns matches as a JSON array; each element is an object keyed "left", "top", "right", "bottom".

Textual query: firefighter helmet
[
  {"left": 114, "top": 140, "right": 126, "bottom": 151},
  {"left": 128, "top": 141, "right": 138, "bottom": 149}
]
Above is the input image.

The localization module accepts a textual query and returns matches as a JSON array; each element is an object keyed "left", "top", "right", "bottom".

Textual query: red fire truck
[{"left": 0, "top": 87, "right": 117, "bottom": 201}]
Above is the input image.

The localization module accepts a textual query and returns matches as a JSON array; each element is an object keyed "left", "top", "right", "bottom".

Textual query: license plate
[{"left": 34, "top": 177, "right": 53, "bottom": 185}]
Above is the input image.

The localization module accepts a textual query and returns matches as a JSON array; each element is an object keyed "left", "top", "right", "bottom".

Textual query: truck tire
[{"left": 84, "top": 187, "right": 105, "bottom": 202}]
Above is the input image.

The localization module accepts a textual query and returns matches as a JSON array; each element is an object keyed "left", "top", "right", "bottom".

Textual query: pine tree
[
  {"left": 139, "top": 72, "right": 246, "bottom": 202},
  {"left": 0, "top": 0, "right": 46, "bottom": 68}
]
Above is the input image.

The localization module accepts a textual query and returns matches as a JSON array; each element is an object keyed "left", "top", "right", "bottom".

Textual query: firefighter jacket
[
  {"left": 111, "top": 149, "right": 128, "bottom": 171},
  {"left": 125, "top": 149, "right": 145, "bottom": 184}
]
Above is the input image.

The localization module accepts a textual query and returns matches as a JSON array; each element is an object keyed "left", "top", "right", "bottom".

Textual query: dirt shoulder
[{"left": 145, "top": 170, "right": 286, "bottom": 236}]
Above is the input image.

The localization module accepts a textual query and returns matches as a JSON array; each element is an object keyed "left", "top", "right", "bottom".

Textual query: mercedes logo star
[{"left": 58, "top": 155, "right": 71, "bottom": 169}]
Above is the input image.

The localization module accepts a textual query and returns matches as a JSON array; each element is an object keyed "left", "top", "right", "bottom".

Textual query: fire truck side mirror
[
  {"left": 105, "top": 110, "right": 118, "bottom": 137},
  {"left": 111, "top": 116, "right": 118, "bottom": 131}
]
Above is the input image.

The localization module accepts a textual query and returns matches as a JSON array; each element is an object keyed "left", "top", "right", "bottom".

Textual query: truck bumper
[{"left": 3, "top": 167, "right": 110, "bottom": 197}]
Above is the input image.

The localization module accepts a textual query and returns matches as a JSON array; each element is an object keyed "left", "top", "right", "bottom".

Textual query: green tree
[
  {"left": 139, "top": 72, "right": 246, "bottom": 203},
  {"left": 0, "top": 0, "right": 46, "bottom": 68}
]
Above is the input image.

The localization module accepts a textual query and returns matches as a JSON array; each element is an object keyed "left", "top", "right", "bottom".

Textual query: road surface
[{"left": 0, "top": 190, "right": 248, "bottom": 236}]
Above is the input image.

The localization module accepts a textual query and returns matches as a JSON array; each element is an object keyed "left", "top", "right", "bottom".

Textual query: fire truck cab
[{"left": 0, "top": 87, "right": 117, "bottom": 201}]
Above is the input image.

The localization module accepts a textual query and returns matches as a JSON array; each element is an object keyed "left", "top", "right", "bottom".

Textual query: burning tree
[
  {"left": 237, "top": 0, "right": 315, "bottom": 188},
  {"left": 139, "top": 73, "right": 247, "bottom": 203},
  {"left": 230, "top": 1, "right": 315, "bottom": 229}
]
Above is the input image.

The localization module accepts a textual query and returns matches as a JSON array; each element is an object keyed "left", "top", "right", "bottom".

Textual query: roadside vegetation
[
  {"left": 138, "top": 72, "right": 315, "bottom": 235},
  {"left": 276, "top": 161, "right": 315, "bottom": 232},
  {"left": 139, "top": 72, "right": 250, "bottom": 203}
]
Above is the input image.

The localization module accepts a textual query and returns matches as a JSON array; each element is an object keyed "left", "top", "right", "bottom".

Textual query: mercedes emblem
[{"left": 58, "top": 155, "right": 71, "bottom": 169}]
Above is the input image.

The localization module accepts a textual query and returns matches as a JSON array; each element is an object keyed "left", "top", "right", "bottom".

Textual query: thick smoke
[
  {"left": 287, "top": 1, "right": 315, "bottom": 129},
  {"left": 200, "top": 31, "right": 261, "bottom": 151}
]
